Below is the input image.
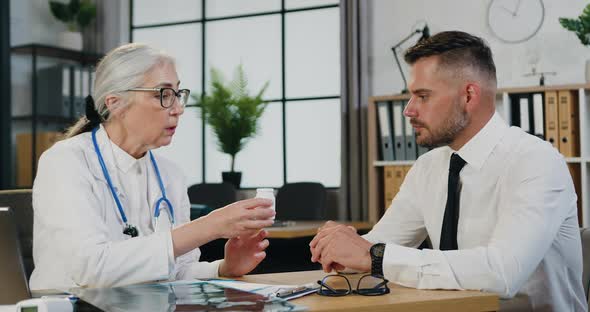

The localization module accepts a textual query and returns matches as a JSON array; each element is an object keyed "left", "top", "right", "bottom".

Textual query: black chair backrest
[
  {"left": 187, "top": 183, "right": 237, "bottom": 210},
  {"left": 0, "top": 189, "right": 34, "bottom": 280},
  {"left": 0, "top": 207, "right": 31, "bottom": 304},
  {"left": 276, "top": 182, "right": 327, "bottom": 221}
]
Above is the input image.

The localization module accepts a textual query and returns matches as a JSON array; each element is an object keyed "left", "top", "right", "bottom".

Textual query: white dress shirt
[
  {"left": 30, "top": 125, "right": 220, "bottom": 290},
  {"left": 364, "top": 112, "right": 587, "bottom": 311}
]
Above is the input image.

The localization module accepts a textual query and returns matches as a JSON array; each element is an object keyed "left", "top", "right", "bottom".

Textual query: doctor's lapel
[{"left": 85, "top": 126, "right": 129, "bottom": 216}]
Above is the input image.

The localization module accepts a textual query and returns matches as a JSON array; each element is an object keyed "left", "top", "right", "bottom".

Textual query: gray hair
[{"left": 65, "top": 43, "right": 175, "bottom": 138}]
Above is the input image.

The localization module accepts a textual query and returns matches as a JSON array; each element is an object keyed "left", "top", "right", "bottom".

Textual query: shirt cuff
[
  {"left": 383, "top": 243, "right": 462, "bottom": 290},
  {"left": 183, "top": 259, "right": 222, "bottom": 280}
]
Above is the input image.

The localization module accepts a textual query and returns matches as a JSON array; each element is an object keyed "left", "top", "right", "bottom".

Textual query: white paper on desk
[{"left": 206, "top": 279, "right": 317, "bottom": 299}]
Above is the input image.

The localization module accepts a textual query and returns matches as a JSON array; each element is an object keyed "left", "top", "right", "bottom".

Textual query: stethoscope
[{"left": 91, "top": 127, "right": 175, "bottom": 237}]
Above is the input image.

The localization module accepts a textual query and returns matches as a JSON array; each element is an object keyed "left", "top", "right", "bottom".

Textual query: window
[{"left": 131, "top": 0, "right": 340, "bottom": 188}]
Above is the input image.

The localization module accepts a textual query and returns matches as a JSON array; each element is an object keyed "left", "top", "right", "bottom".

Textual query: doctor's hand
[
  {"left": 206, "top": 198, "right": 275, "bottom": 239},
  {"left": 219, "top": 229, "right": 269, "bottom": 277},
  {"left": 309, "top": 221, "right": 372, "bottom": 273}
]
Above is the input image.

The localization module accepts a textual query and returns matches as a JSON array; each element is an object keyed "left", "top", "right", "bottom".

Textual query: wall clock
[{"left": 487, "top": 0, "right": 545, "bottom": 43}]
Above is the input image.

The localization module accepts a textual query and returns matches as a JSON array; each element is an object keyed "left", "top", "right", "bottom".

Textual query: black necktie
[{"left": 440, "top": 153, "right": 467, "bottom": 251}]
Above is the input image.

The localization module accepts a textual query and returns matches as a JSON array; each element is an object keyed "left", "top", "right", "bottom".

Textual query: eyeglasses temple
[
  {"left": 317, "top": 280, "right": 340, "bottom": 293},
  {"left": 374, "top": 280, "right": 389, "bottom": 289}
]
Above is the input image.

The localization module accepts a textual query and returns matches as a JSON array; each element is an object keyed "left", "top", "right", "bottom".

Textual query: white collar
[{"left": 452, "top": 112, "right": 509, "bottom": 171}]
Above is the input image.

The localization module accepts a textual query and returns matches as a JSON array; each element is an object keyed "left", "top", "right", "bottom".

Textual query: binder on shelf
[
  {"left": 519, "top": 97, "right": 530, "bottom": 133},
  {"left": 377, "top": 101, "right": 395, "bottom": 161},
  {"left": 403, "top": 103, "right": 417, "bottom": 160},
  {"left": 532, "top": 93, "right": 544, "bottom": 139},
  {"left": 402, "top": 165, "right": 412, "bottom": 180},
  {"left": 89, "top": 68, "right": 96, "bottom": 95},
  {"left": 417, "top": 145, "right": 429, "bottom": 157},
  {"left": 76, "top": 67, "right": 90, "bottom": 118},
  {"left": 72, "top": 66, "right": 84, "bottom": 118},
  {"left": 557, "top": 90, "right": 579, "bottom": 157},
  {"left": 544, "top": 91, "right": 559, "bottom": 149},
  {"left": 16, "top": 131, "right": 62, "bottom": 187},
  {"left": 392, "top": 101, "right": 405, "bottom": 160},
  {"left": 61, "top": 65, "right": 72, "bottom": 118},
  {"left": 36, "top": 64, "right": 71, "bottom": 118},
  {"left": 383, "top": 166, "right": 396, "bottom": 210},
  {"left": 383, "top": 165, "right": 407, "bottom": 211}
]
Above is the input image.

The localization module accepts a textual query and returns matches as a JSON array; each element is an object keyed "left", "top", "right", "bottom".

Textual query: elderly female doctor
[{"left": 29, "top": 43, "right": 275, "bottom": 290}]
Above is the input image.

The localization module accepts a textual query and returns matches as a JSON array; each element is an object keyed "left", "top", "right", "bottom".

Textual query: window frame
[{"left": 129, "top": 0, "right": 341, "bottom": 188}]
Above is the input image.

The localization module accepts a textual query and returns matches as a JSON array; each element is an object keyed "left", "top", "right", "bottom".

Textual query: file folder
[
  {"left": 392, "top": 101, "right": 405, "bottom": 160},
  {"left": 403, "top": 101, "right": 417, "bottom": 160},
  {"left": 557, "top": 90, "right": 579, "bottom": 157},
  {"left": 519, "top": 97, "right": 530, "bottom": 133},
  {"left": 16, "top": 132, "right": 62, "bottom": 186},
  {"left": 532, "top": 93, "right": 544, "bottom": 139},
  {"left": 544, "top": 91, "right": 559, "bottom": 149},
  {"left": 77, "top": 68, "right": 90, "bottom": 118},
  {"left": 62, "top": 65, "right": 72, "bottom": 118},
  {"left": 383, "top": 165, "right": 405, "bottom": 210},
  {"left": 402, "top": 165, "right": 412, "bottom": 181},
  {"left": 90, "top": 69, "right": 96, "bottom": 95},
  {"left": 377, "top": 101, "right": 395, "bottom": 161},
  {"left": 36, "top": 64, "right": 71, "bottom": 117},
  {"left": 383, "top": 166, "right": 395, "bottom": 210},
  {"left": 417, "top": 144, "right": 430, "bottom": 157},
  {"left": 73, "top": 66, "right": 84, "bottom": 118}
]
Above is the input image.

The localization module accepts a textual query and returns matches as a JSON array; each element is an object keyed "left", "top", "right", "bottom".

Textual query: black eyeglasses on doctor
[{"left": 126, "top": 87, "right": 190, "bottom": 109}]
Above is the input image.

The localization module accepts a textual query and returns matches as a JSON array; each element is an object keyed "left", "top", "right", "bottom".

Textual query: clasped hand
[{"left": 309, "top": 221, "right": 373, "bottom": 273}]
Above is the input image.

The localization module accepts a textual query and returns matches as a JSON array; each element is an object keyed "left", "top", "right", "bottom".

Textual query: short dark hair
[{"left": 404, "top": 31, "right": 496, "bottom": 83}]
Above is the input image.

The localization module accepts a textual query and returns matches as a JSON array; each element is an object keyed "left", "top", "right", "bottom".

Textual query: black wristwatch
[{"left": 369, "top": 243, "right": 386, "bottom": 277}]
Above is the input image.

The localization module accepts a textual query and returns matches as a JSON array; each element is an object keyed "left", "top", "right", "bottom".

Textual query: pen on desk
[
  {"left": 276, "top": 286, "right": 305, "bottom": 297},
  {"left": 276, "top": 283, "right": 317, "bottom": 298}
]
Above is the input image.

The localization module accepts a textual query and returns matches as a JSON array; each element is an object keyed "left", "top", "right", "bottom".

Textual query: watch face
[
  {"left": 487, "top": 0, "right": 545, "bottom": 43},
  {"left": 371, "top": 243, "right": 385, "bottom": 257}
]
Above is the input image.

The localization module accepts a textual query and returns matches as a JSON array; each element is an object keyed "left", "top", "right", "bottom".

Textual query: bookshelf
[
  {"left": 10, "top": 44, "right": 102, "bottom": 187},
  {"left": 367, "top": 83, "right": 590, "bottom": 226}
]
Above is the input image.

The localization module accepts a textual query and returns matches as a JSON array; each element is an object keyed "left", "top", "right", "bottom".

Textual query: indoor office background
[{"left": 2, "top": 0, "right": 590, "bottom": 223}]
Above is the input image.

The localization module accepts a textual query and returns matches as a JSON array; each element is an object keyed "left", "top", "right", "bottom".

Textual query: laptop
[{"left": 0, "top": 206, "right": 31, "bottom": 304}]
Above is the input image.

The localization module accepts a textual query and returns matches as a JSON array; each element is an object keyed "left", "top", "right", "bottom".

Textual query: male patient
[{"left": 310, "top": 31, "right": 586, "bottom": 311}]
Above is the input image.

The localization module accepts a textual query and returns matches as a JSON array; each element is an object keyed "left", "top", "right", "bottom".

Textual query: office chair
[
  {"left": 0, "top": 207, "right": 31, "bottom": 304},
  {"left": 187, "top": 183, "right": 237, "bottom": 219},
  {"left": 275, "top": 182, "right": 327, "bottom": 221},
  {"left": 0, "top": 189, "right": 34, "bottom": 280}
]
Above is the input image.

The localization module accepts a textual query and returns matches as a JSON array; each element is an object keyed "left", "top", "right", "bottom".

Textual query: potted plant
[
  {"left": 559, "top": 3, "right": 590, "bottom": 81},
  {"left": 49, "top": 0, "right": 96, "bottom": 51},
  {"left": 193, "top": 65, "right": 269, "bottom": 188}
]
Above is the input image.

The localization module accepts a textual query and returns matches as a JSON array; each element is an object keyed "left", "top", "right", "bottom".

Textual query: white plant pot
[{"left": 58, "top": 31, "right": 83, "bottom": 51}]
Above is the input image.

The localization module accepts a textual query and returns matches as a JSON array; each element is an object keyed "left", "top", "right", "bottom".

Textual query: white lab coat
[{"left": 29, "top": 125, "right": 220, "bottom": 290}]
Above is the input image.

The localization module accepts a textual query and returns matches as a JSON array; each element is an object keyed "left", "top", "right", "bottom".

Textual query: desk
[
  {"left": 265, "top": 221, "right": 373, "bottom": 239},
  {"left": 240, "top": 270, "right": 499, "bottom": 312}
]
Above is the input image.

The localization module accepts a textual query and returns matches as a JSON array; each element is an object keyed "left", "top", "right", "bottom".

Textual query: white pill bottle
[{"left": 255, "top": 188, "right": 275, "bottom": 220}]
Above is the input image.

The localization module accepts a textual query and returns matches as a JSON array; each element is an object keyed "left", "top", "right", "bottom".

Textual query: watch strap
[{"left": 370, "top": 243, "right": 385, "bottom": 277}]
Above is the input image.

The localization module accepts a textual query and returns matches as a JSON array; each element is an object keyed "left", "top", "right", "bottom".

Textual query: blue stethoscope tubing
[{"left": 91, "top": 127, "right": 175, "bottom": 234}]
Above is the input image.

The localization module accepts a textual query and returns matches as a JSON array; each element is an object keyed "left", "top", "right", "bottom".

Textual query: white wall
[
  {"left": 9, "top": 0, "right": 128, "bottom": 52},
  {"left": 368, "top": 0, "right": 589, "bottom": 96},
  {"left": 10, "top": 0, "right": 66, "bottom": 46}
]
